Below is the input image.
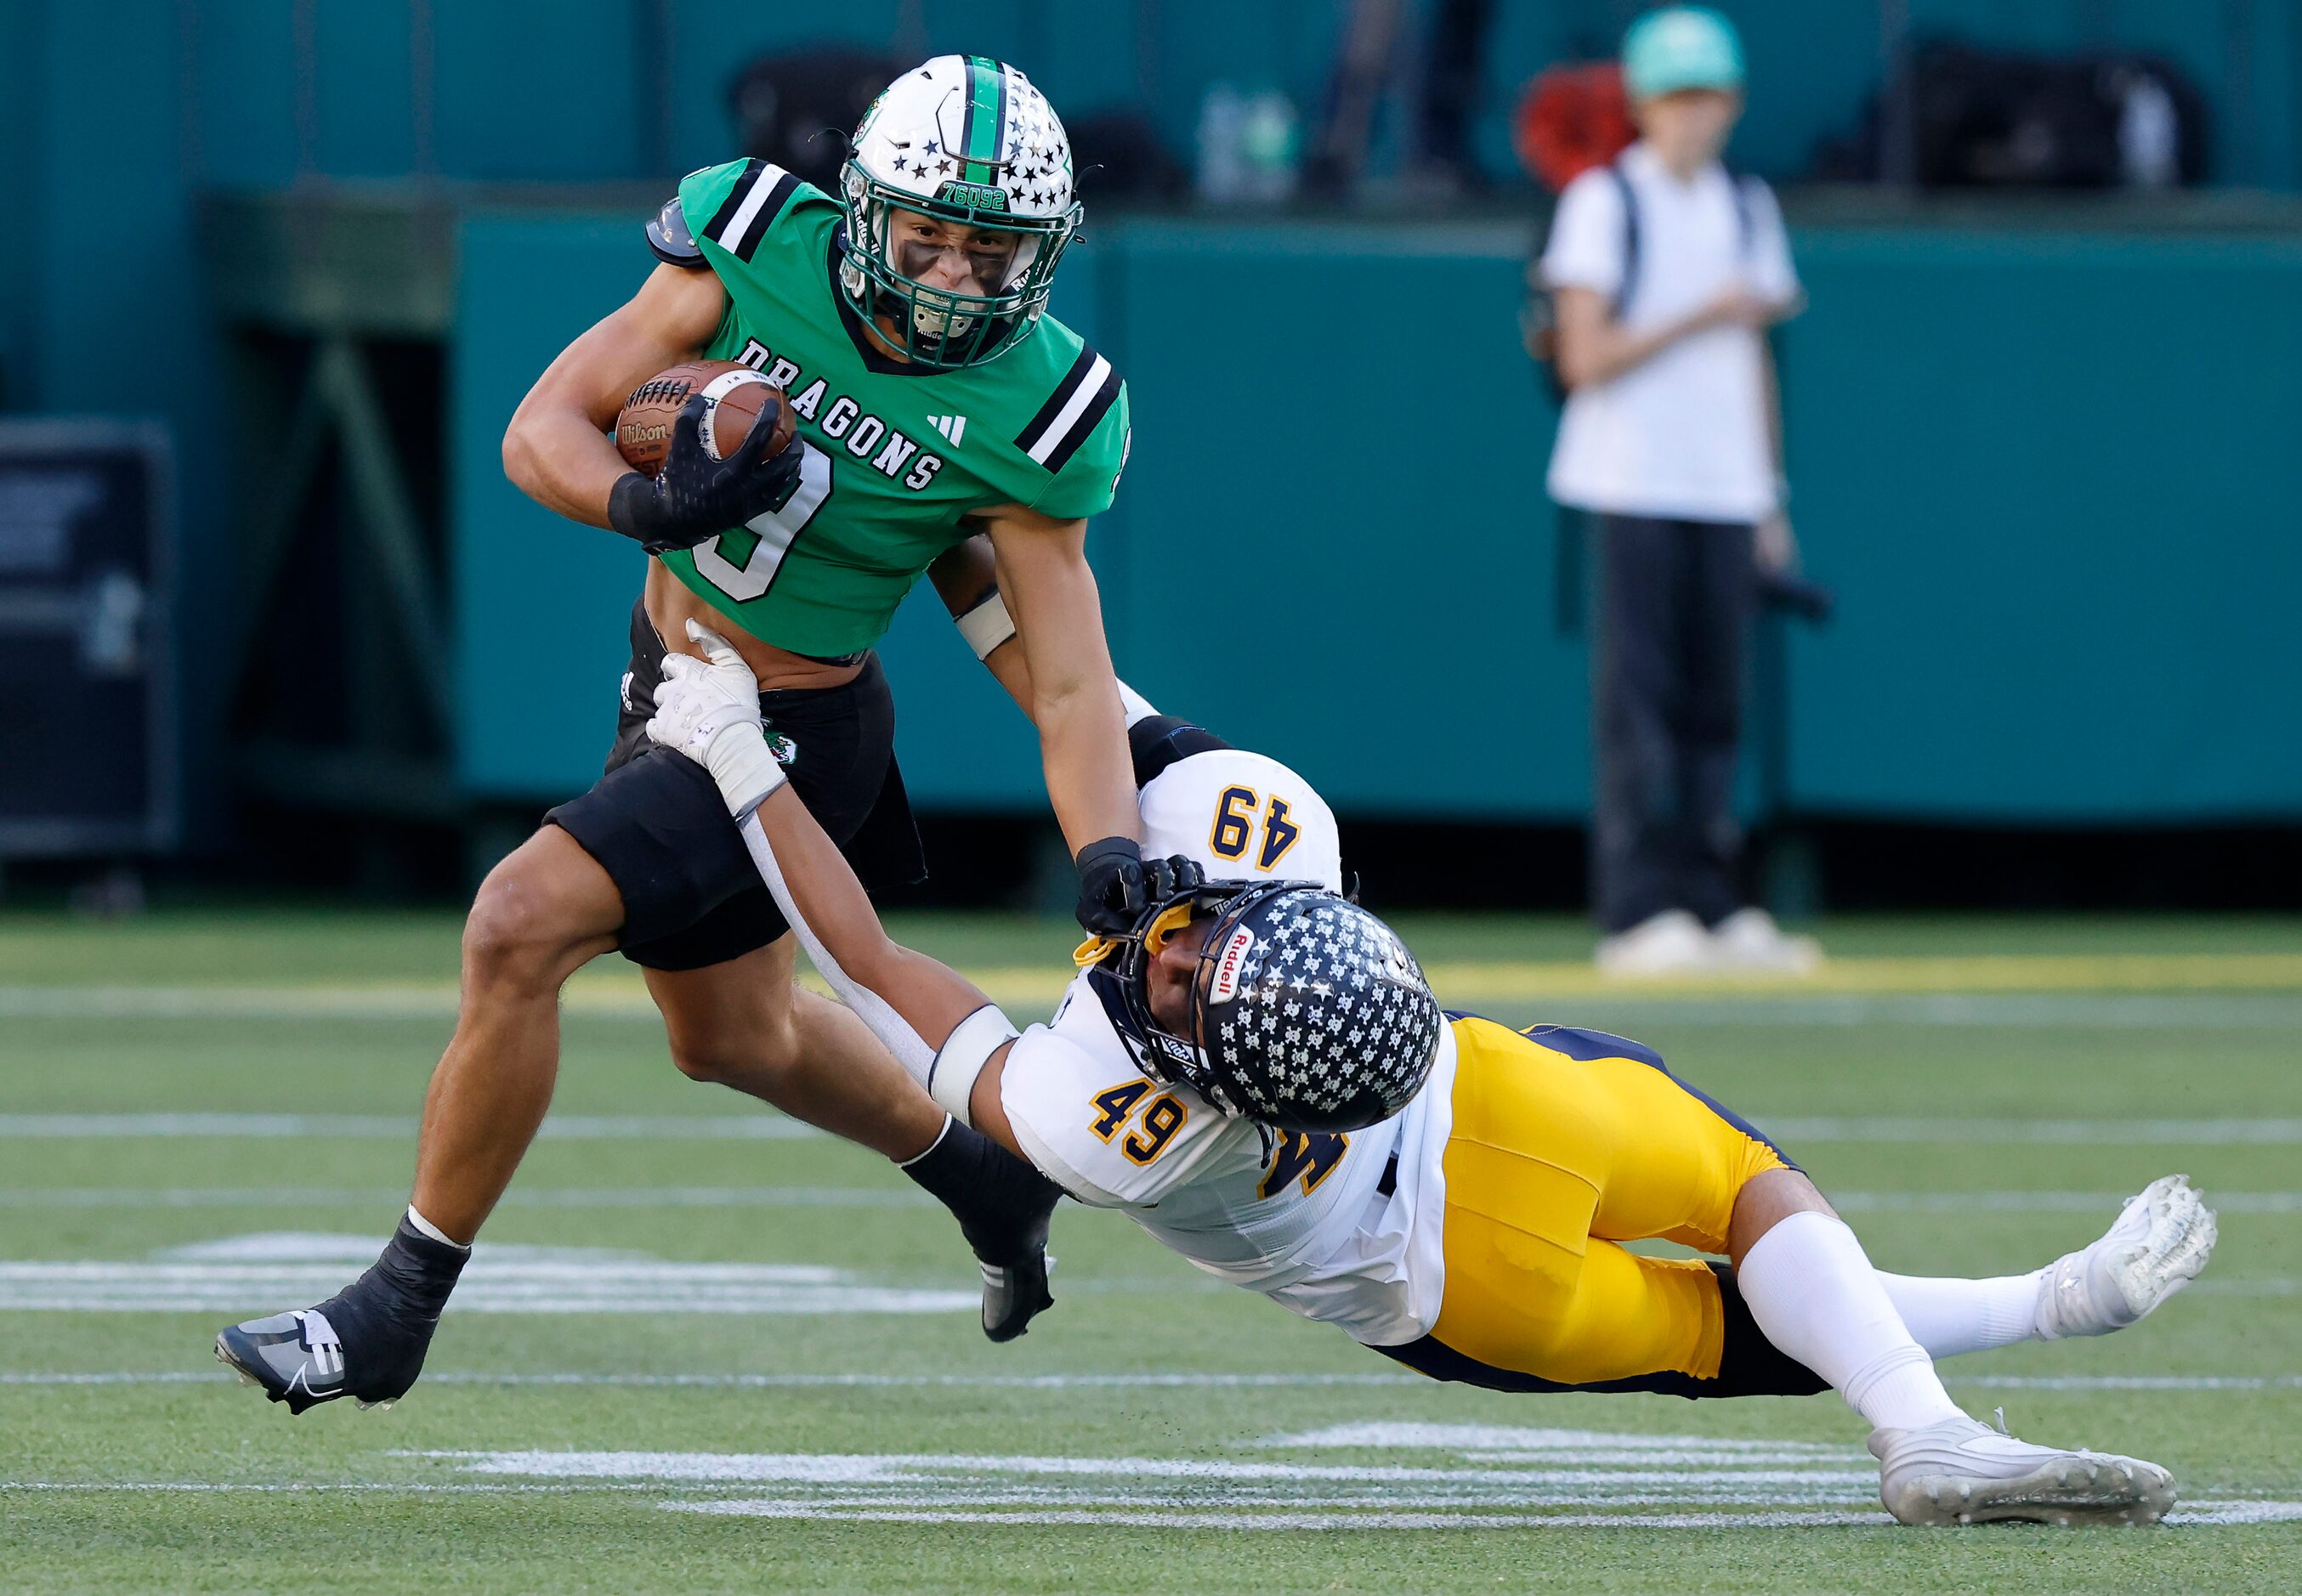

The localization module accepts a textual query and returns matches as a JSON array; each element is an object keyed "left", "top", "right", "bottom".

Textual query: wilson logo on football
[{"left": 1209, "top": 927, "right": 1257, "bottom": 1004}]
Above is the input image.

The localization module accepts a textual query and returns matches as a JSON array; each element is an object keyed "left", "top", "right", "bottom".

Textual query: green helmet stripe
[{"left": 961, "top": 55, "right": 1004, "bottom": 184}]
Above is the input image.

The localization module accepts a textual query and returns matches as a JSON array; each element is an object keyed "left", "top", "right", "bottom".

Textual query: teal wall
[
  {"left": 451, "top": 208, "right": 2302, "bottom": 823},
  {"left": 167, "top": 2, "right": 2302, "bottom": 191},
  {"left": 1783, "top": 228, "right": 2302, "bottom": 821},
  {"left": 9, "top": 0, "right": 2302, "bottom": 846}
]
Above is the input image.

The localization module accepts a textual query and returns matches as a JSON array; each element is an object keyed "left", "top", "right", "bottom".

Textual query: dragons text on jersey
[
  {"left": 728, "top": 337, "right": 945, "bottom": 490},
  {"left": 647, "top": 156, "right": 1130, "bottom": 659}
]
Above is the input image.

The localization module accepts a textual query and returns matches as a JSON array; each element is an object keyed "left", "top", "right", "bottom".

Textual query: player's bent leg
[
  {"left": 646, "top": 942, "right": 1059, "bottom": 1342},
  {"left": 218, "top": 825, "right": 624, "bottom": 1414},
  {"left": 1403, "top": 1228, "right": 1826, "bottom": 1398},
  {"left": 1729, "top": 1171, "right": 2175, "bottom": 1525},
  {"left": 648, "top": 940, "right": 944, "bottom": 1159},
  {"left": 415, "top": 825, "right": 624, "bottom": 1236}
]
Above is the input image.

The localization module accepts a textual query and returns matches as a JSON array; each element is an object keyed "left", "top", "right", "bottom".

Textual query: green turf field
[{"left": 2, "top": 909, "right": 2299, "bottom": 1593}]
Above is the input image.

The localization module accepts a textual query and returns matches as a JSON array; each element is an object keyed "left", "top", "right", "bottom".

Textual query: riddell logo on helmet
[{"left": 1209, "top": 927, "right": 1256, "bottom": 1004}]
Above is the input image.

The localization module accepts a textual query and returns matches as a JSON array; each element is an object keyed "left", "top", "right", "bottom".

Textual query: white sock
[
  {"left": 405, "top": 1203, "right": 471, "bottom": 1252},
  {"left": 1737, "top": 1211, "right": 1965, "bottom": 1431},
  {"left": 1875, "top": 1271, "right": 2041, "bottom": 1359}
]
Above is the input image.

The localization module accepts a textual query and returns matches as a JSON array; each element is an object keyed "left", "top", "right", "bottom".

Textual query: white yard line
[
  {"left": 0, "top": 1113, "right": 821, "bottom": 1140},
  {"left": 5, "top": 1186, "right": 2295, "bottom": 1214},
  {"left": 661, "top": 1501, "right": 2302, "bottom": 1529},
  {"left": 0, "top": 1370, "right": 1428, "bottom": 1389},
  {"left": 6, "top": 1112, "right": 2295, "bottom": 1144},
  {"left": 0, "top": 1186, "right": 923, "bottom": 1209},
  {"left": 10, "top": 986, "right": 2302, "bottom": 1028},
  {"left": 9, "top": 1368, "right": 2299, "bottom": 1393}
]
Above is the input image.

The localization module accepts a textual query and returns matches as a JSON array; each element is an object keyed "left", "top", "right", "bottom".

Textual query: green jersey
[{"left": 649, "top": 158, "right": 1130, "bottom": 659}]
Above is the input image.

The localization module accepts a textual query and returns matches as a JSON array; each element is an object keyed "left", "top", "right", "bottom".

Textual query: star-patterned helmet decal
[{"left": 1193, "top": 890, "right": 1442, "bottom": 1134}]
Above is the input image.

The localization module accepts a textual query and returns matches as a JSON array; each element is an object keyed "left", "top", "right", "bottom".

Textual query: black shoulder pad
[
  {"left": 646, "top": 196, "right": 706, "bottom": 268},
  {"left": 1130, "top": 716, "right": 1231, "bottom": 789}
]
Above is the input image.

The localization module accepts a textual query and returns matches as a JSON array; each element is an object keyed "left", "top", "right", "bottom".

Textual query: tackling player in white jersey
[{"left": 644, "top": 623, "right": 2216, "bottom": 1529}]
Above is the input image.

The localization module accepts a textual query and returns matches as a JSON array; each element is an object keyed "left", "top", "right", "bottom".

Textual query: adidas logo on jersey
[{"left": 927, "top": 414, "right": 967, "bottom": 444}]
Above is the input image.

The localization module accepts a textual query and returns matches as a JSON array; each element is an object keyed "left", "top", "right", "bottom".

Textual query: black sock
[
  {"left": 900, "top": 1118, "right": 1060, "bottom": 1265},
  {"left": 368, "top": 1216, "right": 470, "bottom": 1323},
  {"left": 307, "top": 1216, "right": 470, "bottom": 1401}
]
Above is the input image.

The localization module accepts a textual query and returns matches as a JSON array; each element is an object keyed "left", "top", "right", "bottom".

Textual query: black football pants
[{"left": 1590, "top": 513, "right": 1756, "bottom": 935}]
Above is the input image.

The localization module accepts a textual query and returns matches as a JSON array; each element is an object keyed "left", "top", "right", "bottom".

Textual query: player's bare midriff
[{"left": 644, "top": 560, "right": 865, "bottom": 692}]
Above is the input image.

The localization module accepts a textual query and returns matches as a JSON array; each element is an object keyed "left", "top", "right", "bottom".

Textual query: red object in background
[{"left": 1514, "top": 62, "right": 1636, "bottom": 194}]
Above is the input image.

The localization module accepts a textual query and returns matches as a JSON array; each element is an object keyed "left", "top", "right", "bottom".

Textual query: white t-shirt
[{"left": 1541, "top": 142, "right": 1798, "bottom": 524}]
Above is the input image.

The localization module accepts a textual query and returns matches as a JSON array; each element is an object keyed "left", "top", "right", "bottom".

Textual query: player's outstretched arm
[
  {"left": 646, "top": 622, "right": 1012, "bottom": 1084},
  {"left": 502, "top": 263, "right": 728, "bottom": 528},
  {"left": 978, "top": 507, "right": 1147, "bottom": 936}
]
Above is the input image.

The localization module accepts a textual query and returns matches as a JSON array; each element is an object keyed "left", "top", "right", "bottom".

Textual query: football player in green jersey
[{"left": 218, "top": 58, "right": 1186, "bottom": 1414}]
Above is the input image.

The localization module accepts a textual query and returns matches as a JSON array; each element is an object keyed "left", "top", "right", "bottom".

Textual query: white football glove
[{"left": 645, "top": 620, "right": 786, "bottom": 817}]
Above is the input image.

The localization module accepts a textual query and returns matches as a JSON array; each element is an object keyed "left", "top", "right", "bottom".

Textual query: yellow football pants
[{"left": 1428, "top": 1017, "right": 1788, "bottom": 1388}]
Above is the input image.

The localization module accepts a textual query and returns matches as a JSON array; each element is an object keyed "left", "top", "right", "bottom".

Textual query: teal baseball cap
[{"left": 1622, "top": 6, "right": 1745, "bottom": 100}]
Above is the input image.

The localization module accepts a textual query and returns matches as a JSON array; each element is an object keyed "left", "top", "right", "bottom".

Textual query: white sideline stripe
[
  {"left": 423, "top": 1447, "right": 2302, "bottom": 1530},
  {"left": 0, "top": 1113, "right": 821, "bottom": 1140},
  {"left": 6, "top": 1112, "right": 2292, "bottom": 1145},
  {"left": 11, "top": 987, "right": 2302, "bottom": 1028},
  {"left": 0, "top": 1482, "right": 656, "bottom": 1495},
  {"left": 13, "top": 1187, "right": 2300, "bottom": 1221},
  {"left": 663, "top": 1501, "right": 2302, "bottom": 1530},
  {"left": 12, "top": 1369, "right": 2299, "bottom": 1393},
  {"left": 0, "top": 1485, "right": 2282, "bottom": 1525},
  {"left": 1763, "top": 1117, "right": 2302, "bottom": 1145},
  {"left": 0, "top": 1236, "right": 973, "bottom": 1316},
  {"left": 0, "top": 1370, "right": 1430, "bottom": 1389},
  {"left": 427, "top": 1449, "right": 1880, "bottom": 1487},
  {"left": 0, "top": 1186, "right": 926, "bottom": 1210}
]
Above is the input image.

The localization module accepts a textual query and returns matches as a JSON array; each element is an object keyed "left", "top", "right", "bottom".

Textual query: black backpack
[{"left": 1522, "top": 158, "right": 1759, "bottom": 403}]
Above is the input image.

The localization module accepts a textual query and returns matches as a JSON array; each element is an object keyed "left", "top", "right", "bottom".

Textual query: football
[{"left": 613, "top": 359, "right": 792, "bottom": 474}]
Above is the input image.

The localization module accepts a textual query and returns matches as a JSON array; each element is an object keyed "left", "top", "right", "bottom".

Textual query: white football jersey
[{"left": 999, "top": 736, "right": 1453, "bottom": 1348}]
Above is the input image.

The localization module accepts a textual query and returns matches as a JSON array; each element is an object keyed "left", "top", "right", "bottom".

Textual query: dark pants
[{"left": 1591, "top": 513, "right": 1755, "bottom": 934}]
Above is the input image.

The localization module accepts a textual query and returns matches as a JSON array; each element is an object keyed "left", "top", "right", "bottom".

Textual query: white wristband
[
  {"left": 927, "top": 1002, "right": 1020, "bottom": 1124},
  {"left": 955, "top": 588, "right": 1018, "bottom": 661},
  {"left": 703, "top": 722, "right": 787, "bottom": 818}
]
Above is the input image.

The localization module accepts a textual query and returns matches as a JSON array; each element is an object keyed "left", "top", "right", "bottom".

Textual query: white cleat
[
  {"left": 1709, "top": 907, "right": 1823, "bottom": 975},
  {"left": 2034, "top": 1174, "right": 2217, "bottom": 1341},
  {"left": 1868, "top": 1415, "right": 2175, "bottom": 1526},
  {"left": 1596, "top": 909, "right": 1715, "bottom": 976}
]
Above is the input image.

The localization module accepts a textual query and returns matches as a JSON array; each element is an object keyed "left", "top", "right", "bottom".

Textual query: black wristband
[{"left": 605, "top": 471, "right": 658, "bottom": 545}]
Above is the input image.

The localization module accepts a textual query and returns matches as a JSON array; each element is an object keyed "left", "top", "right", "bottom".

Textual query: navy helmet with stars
[
  {"left": 1102, "top": 880, "right": 1443, "bottom": 1134},
  {"left": 838, "top": 54, "right": 1081, "bottom": 369}
]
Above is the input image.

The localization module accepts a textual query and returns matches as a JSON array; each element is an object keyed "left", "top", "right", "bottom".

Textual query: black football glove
[
  {"left": 607, "top": 391, "right": 802, "bottom": 556},
  {"left": 1074, "top": 838, "right": 1205, "bottom": 937}
]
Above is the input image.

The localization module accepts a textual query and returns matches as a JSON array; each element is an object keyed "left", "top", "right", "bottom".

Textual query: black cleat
[
  {"left": 972, "top": 1194, "right": 1057, "bottom": 1344},
  {"left": 214, "top": 1216, "right": 466, "bottom": 1415},
  {"left": 902, "top": 1118, "right": 1063, "bottom": 1341}
]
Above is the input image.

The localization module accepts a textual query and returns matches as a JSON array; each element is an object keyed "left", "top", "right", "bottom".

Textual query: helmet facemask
[
  {"left": 1095, "top": 881, "right": 1443, "bottom": 1134},
  {"left": 839, "top": 159, "right": 1079, "bottom": 368}
]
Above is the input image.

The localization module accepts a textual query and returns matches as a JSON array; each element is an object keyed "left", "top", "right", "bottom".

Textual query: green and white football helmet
[{"left": 839, "top": 55, "right": 1082, "bottom": 369}]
